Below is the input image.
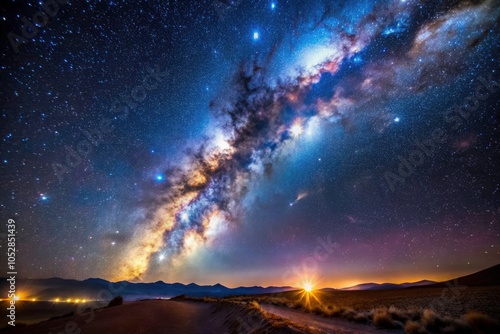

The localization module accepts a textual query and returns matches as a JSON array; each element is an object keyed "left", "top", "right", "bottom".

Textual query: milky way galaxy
[{"left": 115, "top": 0, "right": 499, "bottom": 281}]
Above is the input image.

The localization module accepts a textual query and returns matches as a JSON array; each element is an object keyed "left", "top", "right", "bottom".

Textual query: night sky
[{"left": 0, "top": 0, "right": 499, "bottom": 289}]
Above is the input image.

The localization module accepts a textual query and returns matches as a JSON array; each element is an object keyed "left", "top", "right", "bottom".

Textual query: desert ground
[
  {"left": 233, "top": 286, "right": 500, "bottom": 320},
  {"left": 2, "top": 286, "right": 499, "bottom": 333},
  {"left": 4, "top": 300, "right": 227, "bottom": 334},
  {"left": 2, "top": 298, "right": 401, "bottom": 334},
  {"left": 0, "top": 301, "right": 80, "bottom": 325},
  {"left": 221, "top": 286, "right": 500, "bottom": 333}
]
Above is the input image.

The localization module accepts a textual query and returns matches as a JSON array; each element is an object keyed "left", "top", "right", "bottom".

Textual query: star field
[{"left": 0, "top": 0, "right": 499, "bottom": 288}]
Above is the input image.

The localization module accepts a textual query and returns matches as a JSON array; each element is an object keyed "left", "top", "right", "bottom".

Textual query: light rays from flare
[{"left": 294, "top": 278, "right": 323, "bottom": 310}]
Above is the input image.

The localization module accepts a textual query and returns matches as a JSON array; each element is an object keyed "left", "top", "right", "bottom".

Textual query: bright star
[
  {"left": 156, "top": 174, "right": 164, "bottom": 181},
  {"left": 271, "top": 2, "right": 276, "bottom": 9},
  {"left": 40, "top": 194, "right": 48, "bottom": 201},
  {"left": 181, "top": 212, "right": 189, "bottom": 221},
  {"left": 394, "top": 117, "right": 400, "bottom": 123},
  {"left": 253, "top": 32, "right": 259, "bottom": 40},
  {"left": 290, "top": 124, "right": 303, "bottom": 137},
  {"left": 158, "top": 254, "right": 165, "bottom": 261}
]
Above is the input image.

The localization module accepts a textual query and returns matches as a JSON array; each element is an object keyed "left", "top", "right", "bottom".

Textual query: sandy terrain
[
  {"left": 261, "top": 304, "right": 402, "bottom": 334},
  {"left": 3, "top": 299, "right": 401, "bottom": 334},
  {"left": 6, "top": 300, "right": 226, "bottom": 334}
]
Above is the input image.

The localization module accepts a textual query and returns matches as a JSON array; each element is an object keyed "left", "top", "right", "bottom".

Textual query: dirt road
[{"left": 260, "top": 304, "right": 404, "bottom": 334}]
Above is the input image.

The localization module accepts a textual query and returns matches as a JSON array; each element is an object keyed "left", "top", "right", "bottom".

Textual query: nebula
[{"left": 115, "top": 0, "right": 499, "bottom": 281}]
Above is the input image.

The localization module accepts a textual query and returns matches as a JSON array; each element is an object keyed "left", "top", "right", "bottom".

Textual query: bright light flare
[
  {"left": 292, "top": 278, "right": 323, "bottom": 311},
  {"left": 290, "top": 124, "right": 303, "bottom": 137},
  {"left": 303, "top": 282, "right": 314, "bottom": 293}
]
